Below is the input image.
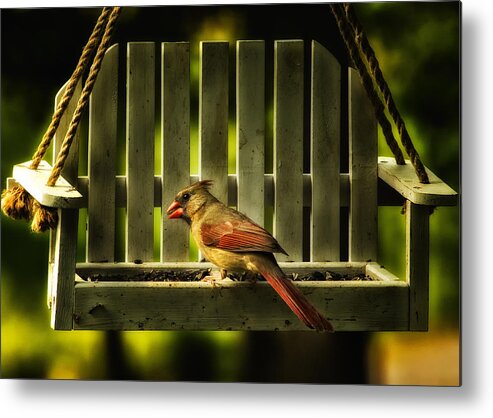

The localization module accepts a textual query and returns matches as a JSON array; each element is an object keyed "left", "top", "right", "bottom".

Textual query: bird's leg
[
  {"left": 200, "top": 269, "right": 227, "bottom": 287},
  {"left": 244, "top": 271, "right": 258, "bottom": 284},
  {"left": 200, "top": 275, "right": 217, "bottom": 287}
]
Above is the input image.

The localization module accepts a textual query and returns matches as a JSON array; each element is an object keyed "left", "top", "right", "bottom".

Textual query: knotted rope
[
  {"left": 30, "top": 7, "right": 113, "bottom": 172},
  {"left": 330, "top": 3, "right": 430, "bottom": 184},
  {"left": 47, "top": 6, "right": 121, "bottom": 188},
  {"left": 1, "top": 6, "right": 121, "bottom": 231}
]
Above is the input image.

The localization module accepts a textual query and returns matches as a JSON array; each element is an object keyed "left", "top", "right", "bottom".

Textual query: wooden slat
[
  {"left": 73, "top": 260, "right": 408, "bottom": 331},
  {"left": 310, "top": 40, "right": 341, "bottom": 261},
  {"left": 236, "top": 40, "right": 265, "bottom": 226},
  {"left": 14, "top": 172, "right": 407, "bottom": 210},
  {"left": 73, "top": 278, "right": 409, "bottom": 331},
  {"left": 365, "top": 262, "right": 401, "bottom": 282},
  {"left": 87, "top": 44, "right": 118, "bottom": 263},
  {"left": 199, "top": 41, "right": 229, "bottom": 205},
  {"left": 274, "top": 40, "right": 304, "bottom": 261},
  {"left": 406, "top": 201, "right": 430, "bottom": 331},
  {"left": 50, "top": 80, "right": 82, "bottom": 329},
  {"left": 161, "top": 42, "right": 190, "bottom": 261},
  {"left": 126, "top": 42, "right": 155, "bottom": 263},
  {"left": 12, "top": 160, "right": 82, "bottom": 207},
  {"left": 52, "top": 209, "right": 79, "bottom": 329},
  {"left": 378, "top": 156, "right": 458, "bottom": 206},
  {"left": 348, "top": 68, "right": 378, "bottom": 261}
]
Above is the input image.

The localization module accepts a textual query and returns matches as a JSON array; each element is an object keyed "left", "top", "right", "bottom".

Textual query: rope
[
  {"left": 31, "top": 6, "right": 121, "bottom": 232},
  {"left": 1, "top": 6, "right": 121, "bottom": 231},
  {"left": 30, "top": 7, "right": 113, "bottom": 170},
  {"left": 342, "top": 3, "right": 430, "bottom": 184},
  {"left": 47, "top": 7, "right": 121, "bottom": 186},
  {"left": 329, "top": 3, "right": 406, "bottom": 167}
]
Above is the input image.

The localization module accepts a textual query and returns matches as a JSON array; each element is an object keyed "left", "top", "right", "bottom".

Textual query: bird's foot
[
  {"left": 242, "top": 271, "right": 259, "bottom": 284},
  {"left": 201, "top": 269, "right": 229, "bottom": 287},
  {"left": 200, "top": 276, "right": 218, "bottom": 287}
]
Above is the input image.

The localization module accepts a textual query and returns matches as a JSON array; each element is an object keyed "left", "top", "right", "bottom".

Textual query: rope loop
[
  {"left": 1, "top": 7, "right": 122, "bottom": 230},
  {"left": 331, "top": 3, "right": 430, "bottom": 183},
  {"left": 30, "top": 7, "right": 113, "bottom": 170},
  {"left": 47, "top": 6, "right": 121, "bottom": 187}
]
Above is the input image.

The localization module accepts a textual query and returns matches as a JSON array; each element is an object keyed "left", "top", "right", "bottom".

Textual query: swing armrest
[
  {"left": 377, "top": 156, "right": 458, "bottom": 206},
  {"left": 10, "top": 160, "right": 83, "bottom": 208}
]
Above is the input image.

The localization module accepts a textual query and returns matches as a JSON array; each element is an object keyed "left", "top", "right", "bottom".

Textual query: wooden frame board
[{"left": 72, "top": 262, "right": 408, "bottom": 331}]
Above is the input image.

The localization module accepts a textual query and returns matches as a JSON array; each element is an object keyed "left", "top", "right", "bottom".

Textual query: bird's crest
[{"left": 184, "top": 179, "right": 213, "bottom": 193}]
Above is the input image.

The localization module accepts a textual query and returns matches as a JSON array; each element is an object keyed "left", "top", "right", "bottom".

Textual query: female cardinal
[{"left": 166, "top": 180, "right": 333, "bottom": 332}]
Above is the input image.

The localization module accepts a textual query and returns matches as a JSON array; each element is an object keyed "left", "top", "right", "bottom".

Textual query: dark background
[{"left": 1, "top": 2, "right": 460, "bottom": 383}]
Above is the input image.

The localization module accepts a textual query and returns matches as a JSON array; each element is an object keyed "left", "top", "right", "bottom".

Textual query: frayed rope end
[
  {"left": 1, "top": 186, "right": 58, "bottom": 232},
  {"left": 1, "top": 185, "right": 34, "bottom": 221},
  {"left": 31, "top": 201, "right": 58, "bottom": 232}
]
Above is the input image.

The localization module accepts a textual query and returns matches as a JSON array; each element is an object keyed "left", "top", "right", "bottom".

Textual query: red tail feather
[{"left": 259, "top": 265, "right": 334, "bottom": 332}]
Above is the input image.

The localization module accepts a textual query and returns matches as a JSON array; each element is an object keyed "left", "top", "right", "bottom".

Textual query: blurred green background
[{"left": 1, "top": 3, "right": 460, "bottom": 384}]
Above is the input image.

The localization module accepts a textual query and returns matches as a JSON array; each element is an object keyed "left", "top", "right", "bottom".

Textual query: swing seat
[{"left": 7, "top": 40, "right": 457, "bottom": 331}]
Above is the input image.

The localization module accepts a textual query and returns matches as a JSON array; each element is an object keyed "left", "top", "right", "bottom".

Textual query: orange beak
[{"left": 166, "top": 200, "right": 183, "bottom": 219}]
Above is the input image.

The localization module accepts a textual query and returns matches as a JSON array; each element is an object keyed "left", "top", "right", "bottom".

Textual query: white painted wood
[
  {"left": 12, "top": 160, "right": 82, "bottom": 207},
  {"left": 348, "top": 68, "right": 378, "bottom": 261},
  {"left": 48, "top": 80, "right": 77, "bottom": 309},
  {"left": 87, "top": 44, "right": 118, "bottom": 262},
  {"left": 15, "top": 172, "right": 350, "bottom": 209},
  {"left": 54, "top": 82, "right": 80, "bottom": 183},
  {"left": 199, "top": 41, "right": 229, "bottom": 205},
  {"left": 13, "top": 171, "right": 415, "bottom": 211},
  {"left": 161, "top": 42, "right": 190, "bottom": 261},
  {"left": 73, "top": 259, "right": 410, "bottom": 331},
  {"left": 236, "top": 40, "right": 265, "bottom": 226},
  {"left": 274, "top": 40, "right": 304, "bottom": 261},
  {"left": 365, "top": 262, "right": 401, "bottom": 282},
  {"left": 378, "top": 156, "right": 458, "bottom": 206},
  {"left": 310, "top": 40, "right": 341, "bottom": 261},
  {"left": 73, "top": 278, "right": 409, "bottom": 331},
  {"left": 14, "top": 164, "right": 441, "bottom": 214},
  {"left": 126, "top": 42, "right": 155, "bottom": 262},
  {"left": 406, "top": 200, "right": 430, "bottom": 331},
  {"left": 50, "top": 80, "right": 82, "bottom": 329},
  {"left": 51, "top": 208, "right": 79, "bottom": 329}
]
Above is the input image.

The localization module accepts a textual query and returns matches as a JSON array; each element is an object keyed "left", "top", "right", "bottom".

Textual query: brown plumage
[{"left": 166, "top": 180, "right": 334, "bottom": 332}]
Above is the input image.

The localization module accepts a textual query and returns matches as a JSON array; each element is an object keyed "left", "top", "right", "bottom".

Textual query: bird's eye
[{"left": 182, "top": 193, "right": 190, "bottom": 201}]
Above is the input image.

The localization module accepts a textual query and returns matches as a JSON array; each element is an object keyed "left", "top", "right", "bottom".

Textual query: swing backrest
[{"left": 60, "top": 40, "right": 377, "bottom": 265}]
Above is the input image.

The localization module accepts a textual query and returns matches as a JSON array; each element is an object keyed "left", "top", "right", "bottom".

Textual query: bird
[{"left": 166, "top": 180, "right": 334, "bottom": 332}]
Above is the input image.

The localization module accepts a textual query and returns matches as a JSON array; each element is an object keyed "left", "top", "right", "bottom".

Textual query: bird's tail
[{"left": 256, "top": 257, "right": 334, "bottom": 332}]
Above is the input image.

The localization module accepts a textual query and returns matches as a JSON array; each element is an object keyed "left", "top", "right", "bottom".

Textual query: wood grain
[
  {"left": 406, "top": 201, "right": 430, "bottom": 331},
  {"left": 274, "top": 40, "right": 304, "bottom": 261},
  {"left": 50, "top": 80, "right": 82, "bottom": 329},
  {"left": 236, "top": 40, "right": 265, "bottom": 226},
  {"left": 87, "top": 44, "right": 118, "bottom": 262},
  {"left": 12, "top": 172, "right": 409, "bottom": 210},
  {"left": 73, "top": 267, "right": 409, "bottom": 331},
  {"left": 161, "top": 42, "right": 190, "bottom": 261},
  {"left": 310, "top": 40, "right": 341, "bottom": 261},
  {"left": 12, "top": 160, "right": 82, "bottom": 207},
  {"left": 348, "top": 68, "right": 378, "bottom": 261},
  {"left": 126, "top": 42, "right": 155, "bottom": 262},
  {"left": 378, "top": 156, "right": 458, "bottom": 206},
  {"left": 199, "top": 41, "right": 229, "bottom": 205}
]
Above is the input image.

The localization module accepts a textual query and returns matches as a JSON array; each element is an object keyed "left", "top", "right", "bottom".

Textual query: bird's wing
[{"left": 200, "top": 219, "right": 286, "bottom": 254}]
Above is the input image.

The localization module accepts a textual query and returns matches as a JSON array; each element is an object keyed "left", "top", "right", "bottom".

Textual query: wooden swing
[{"left": 3, "top": 5, "right": 457, "bottom": 331}]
